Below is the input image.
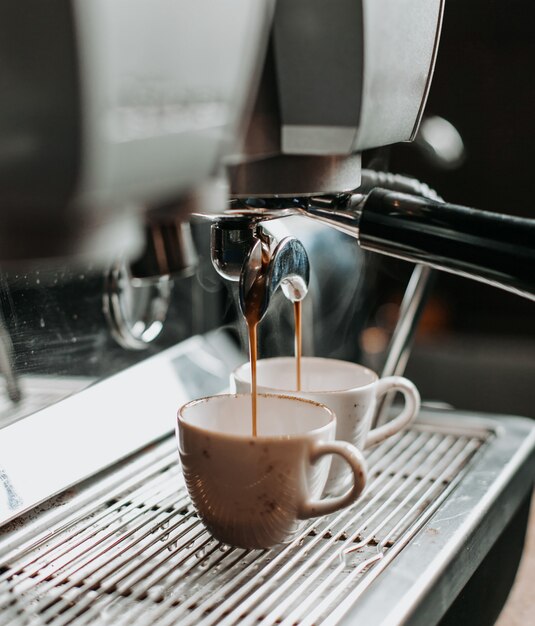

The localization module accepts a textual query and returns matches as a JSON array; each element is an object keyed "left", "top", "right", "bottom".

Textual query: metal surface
[
  {"left": 210, "top": 219, "right": 261, "bottom": 282},
  {"left": 239, "top": 236, "right": 310, "bottom": 320},
  {"left": 220, "top": 179, "right": 535, "bottom": 301},
  {"left": 352, "top": 0, "right": 444, "bottom": 150},
  {"left": 229, "top": 0, "right": 443, "bottom": 197},
  {"left": 340, "top": 413, "right": 535, "bottom": 626},
  {"left": 0, "top": 312, "right": 21, "bottom": 405},
  {"left": 0, "top": 410, "right": 533, "bottom": 625},
  {"left": 356, "top": 189, "right": 535, "bottom": 301},
  {"left": 103, "top": 261, "right": 173, "bottom": 350},
  {"left": 229, "top": 154, "right": 363, "bottom": 198},
  {"left": 130, "top": 220, "right": 199, "bottom": 282},
  {"left": 72, "top": 0, "right": 273, "bottom": 209},
  {"left": 0, "top": 1, "right": 274, "bottom": 266},
  {"left": 0, "top": 375, "right": 92, "bottom": 429},
  {"left": 0, "top": 331, "right": 243, "bottom": 528},
  {"left": 375, "top": 266, "right": 435, "bottom": 427},
  {"left": 211, "top": 219, "right": 309, "bottom": 319},
  {"left": 233, "top": 0, "right": 443, "bottom": 157}
]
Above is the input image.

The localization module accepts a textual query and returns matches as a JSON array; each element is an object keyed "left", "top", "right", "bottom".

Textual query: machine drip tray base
[
  {"left": 439, "top": 492, "right": 532, "bottom": 626},
  {"left": 0, "top": 410, "right": 533, "bottom": 625}
]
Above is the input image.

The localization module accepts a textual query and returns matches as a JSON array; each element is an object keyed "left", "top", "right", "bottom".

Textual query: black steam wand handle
[{"left": 357, "top": 188, "right": 535, "bottom": 300}]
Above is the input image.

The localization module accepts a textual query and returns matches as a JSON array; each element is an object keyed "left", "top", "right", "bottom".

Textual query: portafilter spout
[{"left": 211, "top": 218, "right": 309, "bottom": 321}]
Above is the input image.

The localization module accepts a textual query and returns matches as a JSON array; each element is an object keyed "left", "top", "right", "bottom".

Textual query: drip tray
[{"left": 0, "top": 410, "right": 534, "bottom": 626}]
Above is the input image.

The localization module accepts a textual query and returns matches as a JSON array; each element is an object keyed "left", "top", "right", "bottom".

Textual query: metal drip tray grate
[{"left": 0, "top": 422, "right": 490, "bottom": 625}]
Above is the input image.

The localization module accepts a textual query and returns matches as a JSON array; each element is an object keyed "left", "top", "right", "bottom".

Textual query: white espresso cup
[
  {"left": 231, "top": 357, "right": 420, "bottom": 495},
  {"left": 177, "top": 393, "right": 367, "bottom": 549}
]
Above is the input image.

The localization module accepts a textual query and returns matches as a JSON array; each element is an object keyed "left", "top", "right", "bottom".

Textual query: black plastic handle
[{"left": 358, "top": 189, "right": 535, "bottom": 299}]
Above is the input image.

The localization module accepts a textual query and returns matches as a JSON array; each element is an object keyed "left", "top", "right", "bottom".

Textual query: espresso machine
[{"left": 0, "top": 2, "right": 534, "bottom": 625}]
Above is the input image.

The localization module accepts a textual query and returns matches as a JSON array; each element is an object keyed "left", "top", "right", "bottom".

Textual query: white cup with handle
[
  {"left": 177, "top": 393, "right": 367, "bottom": 549},
  {"left": 231, "top": 357, "right": 420, "bottom": 495}
]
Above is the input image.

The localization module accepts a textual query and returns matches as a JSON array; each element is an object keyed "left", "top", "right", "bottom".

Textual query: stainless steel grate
[{"left": 0, "top": 423, "right": 490, "bottom": 626}]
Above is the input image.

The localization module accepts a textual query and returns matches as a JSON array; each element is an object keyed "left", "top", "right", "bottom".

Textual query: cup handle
[
  {"left": 365, "top": 376, "right": 421, "bottom": 448},
  {"left": 298, "top": 442, "right": 367, "bottom": 519}
]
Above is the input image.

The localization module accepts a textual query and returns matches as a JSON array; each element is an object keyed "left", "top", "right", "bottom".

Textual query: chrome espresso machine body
[{"left": 0, "top": 2, "right": 534, "bottom": 626}]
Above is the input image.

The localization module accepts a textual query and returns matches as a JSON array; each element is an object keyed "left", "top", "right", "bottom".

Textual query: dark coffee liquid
[
  {"left": 294, "top": 300, "right": 302, "bottom": 391},
  {"left": 243, "top": 255, "right": 304, "bottom": 434},
  {"left": 244, "top": 271, "right": 267, "bottom": 437},
  {"left": 247, "top": 322, "right": 259, "bottom": 436}
]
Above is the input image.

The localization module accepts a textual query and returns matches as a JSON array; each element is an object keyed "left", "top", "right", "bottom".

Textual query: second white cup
[{"left": 231, "top": 356, "right": 421, "bottom": 494}]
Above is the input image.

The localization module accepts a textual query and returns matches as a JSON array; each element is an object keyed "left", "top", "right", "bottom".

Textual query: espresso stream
[
  {"left": 244, "top": 280, "right": 303, "bottom": 436},
  {"left": 244, "top": 273, "right": 266, "bottom": 437},
  {"left": 294, "top": 300, "right": 302, "bottom": 392}
]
